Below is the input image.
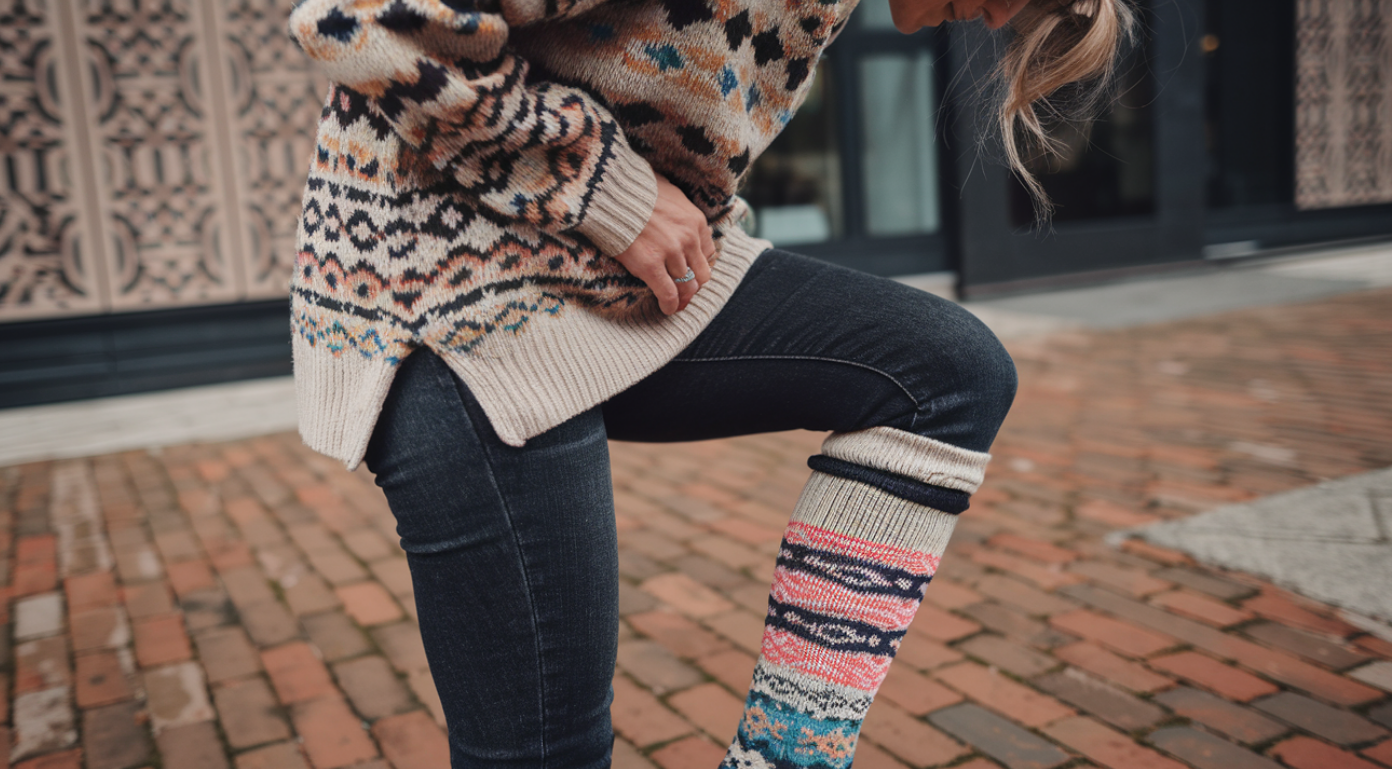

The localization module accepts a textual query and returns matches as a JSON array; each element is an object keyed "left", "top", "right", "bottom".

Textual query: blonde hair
[{"left": 998, "top": 0, "right": 1137, "bottom": 221}]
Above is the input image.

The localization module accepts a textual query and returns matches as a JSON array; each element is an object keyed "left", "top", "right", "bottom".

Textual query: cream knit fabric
[{"left": 286, "top": 0, "right": 860, "bottom": 466}]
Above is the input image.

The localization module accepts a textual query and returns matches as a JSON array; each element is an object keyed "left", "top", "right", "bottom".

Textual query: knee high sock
[{"left": 721, "top": 427, "right": 989, "bottom": 769}]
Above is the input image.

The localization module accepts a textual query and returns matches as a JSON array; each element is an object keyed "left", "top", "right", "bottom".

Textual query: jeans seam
[
  {"left": 437, "top": 362, "right": 550, "bottom": 766},
  {"left": 671, "top": 354, "right": 924, "bottom": 431}
]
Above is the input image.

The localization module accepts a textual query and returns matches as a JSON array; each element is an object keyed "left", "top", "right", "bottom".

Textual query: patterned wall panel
[
  {"left": 0, "top": 0, "right": 323, "bottom": 323},
  {"left": 1296, "top": 0, "right": 1392, "bottom": 210},
  {"left": 0, "top": 0, "right": 105, "bottom": 320}
]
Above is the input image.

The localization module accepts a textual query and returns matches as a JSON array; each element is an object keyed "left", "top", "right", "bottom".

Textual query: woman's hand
[{"left": 612, "top": 173, "right": 716, "bottom": 315}]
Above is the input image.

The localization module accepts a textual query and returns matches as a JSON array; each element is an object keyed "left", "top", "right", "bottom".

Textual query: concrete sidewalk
[{"left": 0, "top": 257, "right": 1390, "bottom": 769}]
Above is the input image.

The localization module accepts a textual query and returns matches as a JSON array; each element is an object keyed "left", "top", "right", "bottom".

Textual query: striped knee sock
[{"left": 721, "top": 428, "right": 989, "bottom": 769}]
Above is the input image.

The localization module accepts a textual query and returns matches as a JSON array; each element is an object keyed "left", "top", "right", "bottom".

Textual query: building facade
[{"left": 2, "top": 0, "right": 1390, "bottom": 407}]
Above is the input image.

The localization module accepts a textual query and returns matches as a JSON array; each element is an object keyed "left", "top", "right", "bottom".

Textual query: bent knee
[{"left": 911, "top": 298, "right": 1018, "bottom": 450}]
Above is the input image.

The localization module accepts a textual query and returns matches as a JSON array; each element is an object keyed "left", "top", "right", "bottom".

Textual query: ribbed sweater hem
[{"left": 298, "top": 226, "right": 771, "bottom": 469}]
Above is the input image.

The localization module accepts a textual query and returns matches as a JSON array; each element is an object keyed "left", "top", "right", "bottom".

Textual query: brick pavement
[{"left": 0, "top": 287, "right": 1389, "bottom": 769}]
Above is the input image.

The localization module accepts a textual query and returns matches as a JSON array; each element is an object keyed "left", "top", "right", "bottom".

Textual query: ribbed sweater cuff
[
  {"left": 576, "top": 144, "right": 658, "bottom": 256},
  {"left": 821, "top": 427, "right": 992, "bottom": 495},
  {"left": 791, "top": 472, "right": 960, "bottom": 555}
]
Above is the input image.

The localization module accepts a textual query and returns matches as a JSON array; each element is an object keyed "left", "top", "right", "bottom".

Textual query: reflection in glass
[
  {"left": 741, "top": 65, "right": 842, "bottom": 246},
  {"left": 858, "top": 2, "right": 897, "bottom": 29},
  {"left": 860, "top": 52, "right": 942, "bottom": 236},
  {"left": 1010, "top": 16, "right": 1156, "bottom": 225},
  {"left": 1205, "top": 0, "right": 1295, "bottom": 209}
]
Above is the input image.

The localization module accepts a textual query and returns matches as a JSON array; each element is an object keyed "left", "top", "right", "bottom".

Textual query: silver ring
[{"left": 673, "top": 268, "right": 696, "bottom": 284}]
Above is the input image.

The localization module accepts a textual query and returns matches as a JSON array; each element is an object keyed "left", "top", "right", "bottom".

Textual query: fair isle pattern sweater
[{"left": 286, "top": 0, "right": 859, "bottom": 466}]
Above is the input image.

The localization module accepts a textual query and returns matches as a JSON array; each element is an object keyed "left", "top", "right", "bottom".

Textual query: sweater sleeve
[{"left": 288, "top": 0, "right": 657, "bottom": 256}]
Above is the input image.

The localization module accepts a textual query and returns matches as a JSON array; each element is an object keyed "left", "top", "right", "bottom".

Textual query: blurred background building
[{"left": 2, "top": 0, "right": 1390, "bottom": 409}]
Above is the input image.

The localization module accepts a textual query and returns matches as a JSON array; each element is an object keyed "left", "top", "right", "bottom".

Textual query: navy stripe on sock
[
  {"left": 777, "top": 541, "right": 931, "bottom": 600},
  {"left": 807, "top": 454, "right": 971, "bottom": 514},
  {"left": 765, "top": 597, "right": 907, "bottom": 656}
]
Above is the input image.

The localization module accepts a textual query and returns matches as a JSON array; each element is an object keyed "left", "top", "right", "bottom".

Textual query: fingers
[
  {"left": 664, "top": 232, "right": 699, "bottom": 312},
  {"left": 692, "top": 222, "right": 715, "bottom": 286}
]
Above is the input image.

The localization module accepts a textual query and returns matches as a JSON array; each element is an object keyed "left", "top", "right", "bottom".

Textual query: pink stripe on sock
[
  {"left": 770, "top": 568, "right": 920, "bottom": 630},
  {"left": 786, "top": 521, "right": 941, "bottom": 575},
  {"left": 760, "top": 627, "right": 895, "bottom": 691}
]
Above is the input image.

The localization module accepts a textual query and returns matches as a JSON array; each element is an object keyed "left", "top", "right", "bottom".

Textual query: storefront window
[
  {"left": 1010, "top": 20, "right": 1157, "bottom": 225},
  {"left": 741, "top": 65, "right": 843, "bottom": 246},
  {"left": 860, "top": 51, "right": 942, "bottom": 236},
  {"left": 1205, "top": 0, "right": 1295, "bottom": 209}
]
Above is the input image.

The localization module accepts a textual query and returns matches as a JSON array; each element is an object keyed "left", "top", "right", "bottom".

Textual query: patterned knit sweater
[{"left": 287, "top": 0, "right": 859, "bottom": 467}]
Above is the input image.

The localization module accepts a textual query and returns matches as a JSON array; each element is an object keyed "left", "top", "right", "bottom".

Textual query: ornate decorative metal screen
[
  {"left": 0, "top": 0, "right": 325, "bottom": 323},
  {"left": 1296, "top": 0, "right": 1392, "bottom": 210}
]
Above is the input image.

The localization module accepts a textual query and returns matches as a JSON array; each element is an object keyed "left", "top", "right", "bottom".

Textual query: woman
[{"left": 286, "top": 0, "right": 1132, "bottom": 765}]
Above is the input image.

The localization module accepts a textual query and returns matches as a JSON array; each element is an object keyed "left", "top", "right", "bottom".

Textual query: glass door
[
  {"left": 952, "top": 0, "right": 1209, "bottom": 293},
  {"left": 740, "top": 11, "right": 956, "bottom": 276}
]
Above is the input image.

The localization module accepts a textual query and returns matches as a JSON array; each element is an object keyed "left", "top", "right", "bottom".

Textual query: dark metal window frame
[{"left": 785, "top": 20, "right": 958, "bottom": 277}]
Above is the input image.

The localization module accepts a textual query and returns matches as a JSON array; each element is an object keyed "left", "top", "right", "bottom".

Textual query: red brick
[
  {"left": 123, "top": 580, "right": 175, "bottom": 619},
  {"left": 16, "top": 636, "right": 71, "bottom": 693},
  {"left": 197, "top": 459, "right": 230, "bottom": 483},
  {"left": 209, "top": 540, "right": 255, "bottom": 572},
  {"left": 1270, "top": 736, "right": 1381, "bottom": 769},
  {"left": 907, "top": 603, "right": 981, "bottom": 643},
  {"left": 1353, "top": 635, "right": 1392, "bottom": 659},
  {"left": 224, "top": 497, "right": 269, "bottom": 525},
  {"left": 973, "top": 575, "right": 1079, "bottom": 616},
  {"left": 861, "top": 699, "right": 969, "bottom": 768},
  {"left": 987, "top": 533, "right": 1079, "bottom": 565},
  {"left": 75, "top": 650, "right": 134, "bottom": 707},
  {"left": 895, "top": 632, "right": 965, "bottom": 672},
  {"left": 1044, "top": 715, "right": 1188, "bottom": 769},
  {"left": 1119, "top": 539, "right": 1194, "bottom": 566},
  {"left": 1231, "top": 639, "right": 1383, "bottom": 707},
  {"left": 1054, "top": 642, "right": 1173, "bottom": 694},
  {"left": 1362, "top": 739, "right": 1392, "bottom": 767},
  {"left": 695, "top": 649, "right": 756, "bottom": 693},
  {"left": 292, "top": 696, "right": 379, "bottom": 769},
  {"left": 1148, "top": 652, "right": 1278, "bottom": 702},
  {"left": 262, "top": 642, "right": 337, "bottom": 704},
  {"left": 627, "top": 610, "right": 732, "bottom": 659},
  {"left": 133, "top": 614, "right": 192, "bottom": 667},
  {"left": 845, "top": 739, "right": 914, "bottom": 769},
  {"left": 649, "top": 735, "right": 727, "bottom": 769},
  {"left": 14, "top": 748, "right": 83, "bottom": 769},
  {"left": 1243, "top": 590, "right": 1360, "bottom": 639},
  {"left": 294, "top": 484, "right": 341, "bottom": 509},
  {"left": 165, "top": 560, "right": 216, "bottom": 598},
  {"left": 1075, "top": 499, "right": 1161, "bottom": 528},
  {"left": 668, "top": 683, "right": 744, "bottom": 741},
  {"left": 1049, "top": 609, "right": 1177, "bottom": 658},
  {"left": 65, "top": 572, "right": 118, "bottom": 613},
  {"left": 935, "top": 662, "right": 1075, "bottom": 727},
  {"left": 1151, "top": 590, "right": 1254, "bottom": 628},
  {"left": 334, "top": 582, "right": 402, "bottom": 627},
  {"left": 878, "top": 665, "right": 964, "bottom": 716},
  {"left": 922, "top": 580, "right": 983, "bottom": 611},
  {"left": 13, "top": 534, "right": 58, "bottom": 596},
  {"left": 970, "top": 549, "right": 1085, "bottom": 591},
  {"left": 618, "top": 639, "right": 704, "bottom": 694},
  {"left": 640, "top": 573, "right": 735, "bottom": 618},
  {"left": 707, "top": 518, "right": 783, "bottom": 545},
  {"left": 1069, "top": 560, "right": 1171, "bottom": 598},
  {"left": 371, "top": 710, "right": 449, "bottom": 769},
  {"left": 71, "top": 604, "right": 125, "bottom": 652},
  {"left": 611, "top": 675, "right": 693, "bottom": 747}
]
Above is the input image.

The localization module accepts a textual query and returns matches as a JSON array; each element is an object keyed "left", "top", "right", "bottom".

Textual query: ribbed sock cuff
[
  {"left": 806, "top": 455, "right": 972, "bottom": 514},
  {"left": 821, "top": 427, "right": 991, "bottom": 494},
  {"left": 790, "top": 472, "right": 960, "bottom": 555}
]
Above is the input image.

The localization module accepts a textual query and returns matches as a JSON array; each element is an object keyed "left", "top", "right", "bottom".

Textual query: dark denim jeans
[{"left": 362, "top": 250, "right": 1016, "bottom": 767}]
